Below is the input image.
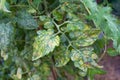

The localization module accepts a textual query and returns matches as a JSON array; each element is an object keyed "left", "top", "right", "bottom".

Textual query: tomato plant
[{"left": 0, "top": 0, "right": 120, "bottom": 80}]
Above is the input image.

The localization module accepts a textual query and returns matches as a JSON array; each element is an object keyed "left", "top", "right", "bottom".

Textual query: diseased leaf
[
  {"left": 0, "top": 23, "right": 14, "bottom": 50},
  {"left": 54, "top": 45, "right": 70, "bottom": 67},
  {"left": 1, "top": 0, "right": 120, "bottom": 79},
  {"left": 44, "top": 21, "right": 54, "bottom": 29},
  {"left": 32, "top": 30, "right": 60, "bottom": 61},
  {"left": 66, "top": 21, "right": 84, "bottom": 32},
  {"left": 16, "top": 11, "right": 38, "bottom": 30},
  {"left": 70, "top": 47, "right": 99, "bottom": 76},
  {"left": 73, "top": 29, "right": 100, "bottom": 47}
]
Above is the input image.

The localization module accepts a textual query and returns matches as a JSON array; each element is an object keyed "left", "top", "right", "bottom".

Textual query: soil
[{"left": 95, "top": 54, "right": 120, "bottom": 80}]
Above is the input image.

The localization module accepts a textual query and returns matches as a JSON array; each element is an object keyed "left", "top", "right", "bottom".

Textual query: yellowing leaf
[
  {"left": 32, "top": 30, "right": 60, "bottom": 61},
  {"left": 16, "top": 67, "right": 22, "bottom": 79},
  {"left": 70, "top": 47, "right": 100, "bottom": 74},
  {"left": 74, "top": 29, "right": 100, "bottom": 47},
  {"left": 0, "top": 0, "right": 10, "bottom": 12},
  {"left": 54, "top": 46, "right": 70, "bottom": 67},
  {"left": 91, "top": 53, "right": 98, "bottom": 59},
  {"left": 1, "top": 50, "right": 8, "bottom": 60}
]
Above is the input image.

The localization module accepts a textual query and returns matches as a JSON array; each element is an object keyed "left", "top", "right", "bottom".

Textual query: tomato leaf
[{"left": 32, "top": 30, "right": 60, "bottom": 61}]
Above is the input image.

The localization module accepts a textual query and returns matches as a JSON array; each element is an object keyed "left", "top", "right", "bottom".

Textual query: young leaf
[{"left": 32, "top": 30, "right": 60, "bottom": 61}]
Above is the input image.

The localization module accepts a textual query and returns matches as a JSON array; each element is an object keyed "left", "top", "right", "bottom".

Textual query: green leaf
[
  {"left": 16, "top": 11, "right": 38, "bottom": 30},
  {"left": 93, "top": 38, "right": 105, "bottom": 54},
  {"left": 78, "top": 71, "right": 87, "bottom": 77},
  {"left": 107, "top": 48, "right": 118, "bottom": 56},
  {"left": 0, "top": 23, "right": 14, "bottom": 50},
  {"left": 88, "top": 68, "right": 106, "bottom": 80},
  {"left": 21, "top": 30, "right": 36, "bottom": 60},
  {"left": 32, "top": 30, "right": 60, "bottom": 61},
  {"left": 33, "top": 0, "right": 42, "bottom": 9},
  {"left": 82, "top": 0, "right": 120, "bottom": 53},
  {"left": 52, "top": 10, "right": 63, "bottom": 21}
]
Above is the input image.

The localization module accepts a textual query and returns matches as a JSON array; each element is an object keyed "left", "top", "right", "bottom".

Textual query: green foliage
[
  {"left": 0, "top": 0, "right": 120, "bottom": 80},
  {"left": 107, "top": 48, "right": 118, "bottom": 56},
  {"left": 81, "top": 0, "right": 120, "bottom": 53},
  {"left": 88, "top": 68, "right": 106, "bottom": 80}
]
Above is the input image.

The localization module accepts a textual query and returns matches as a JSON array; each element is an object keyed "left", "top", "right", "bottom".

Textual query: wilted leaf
[{"left": 32, "top": 30, "right": 60, "bottom": 61}]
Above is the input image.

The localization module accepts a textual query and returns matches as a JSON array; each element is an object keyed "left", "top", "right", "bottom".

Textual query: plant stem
[
  {"left": 59, "top": 21, "right": 71, "bottom": 27},
  {"left": 10, "top": 5, "right": 28, "bottom": 7},
  {"left": 43, "top": 0, "right": 48, "bottom": 15},
  {"left": 27, "top": 0, "right": 41, "bottom": 14},
  {"left": 98, "top": 42, "right": 107, "bottom": 62},
  {"left": 52, "top": 20, "right": 61, "bottom": 33},
  {"left": 80, "top": 0, "right": 98, "bottom": 28},
  {"left": 52, "top": 20, "right": 83, "bottom": 56}
]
